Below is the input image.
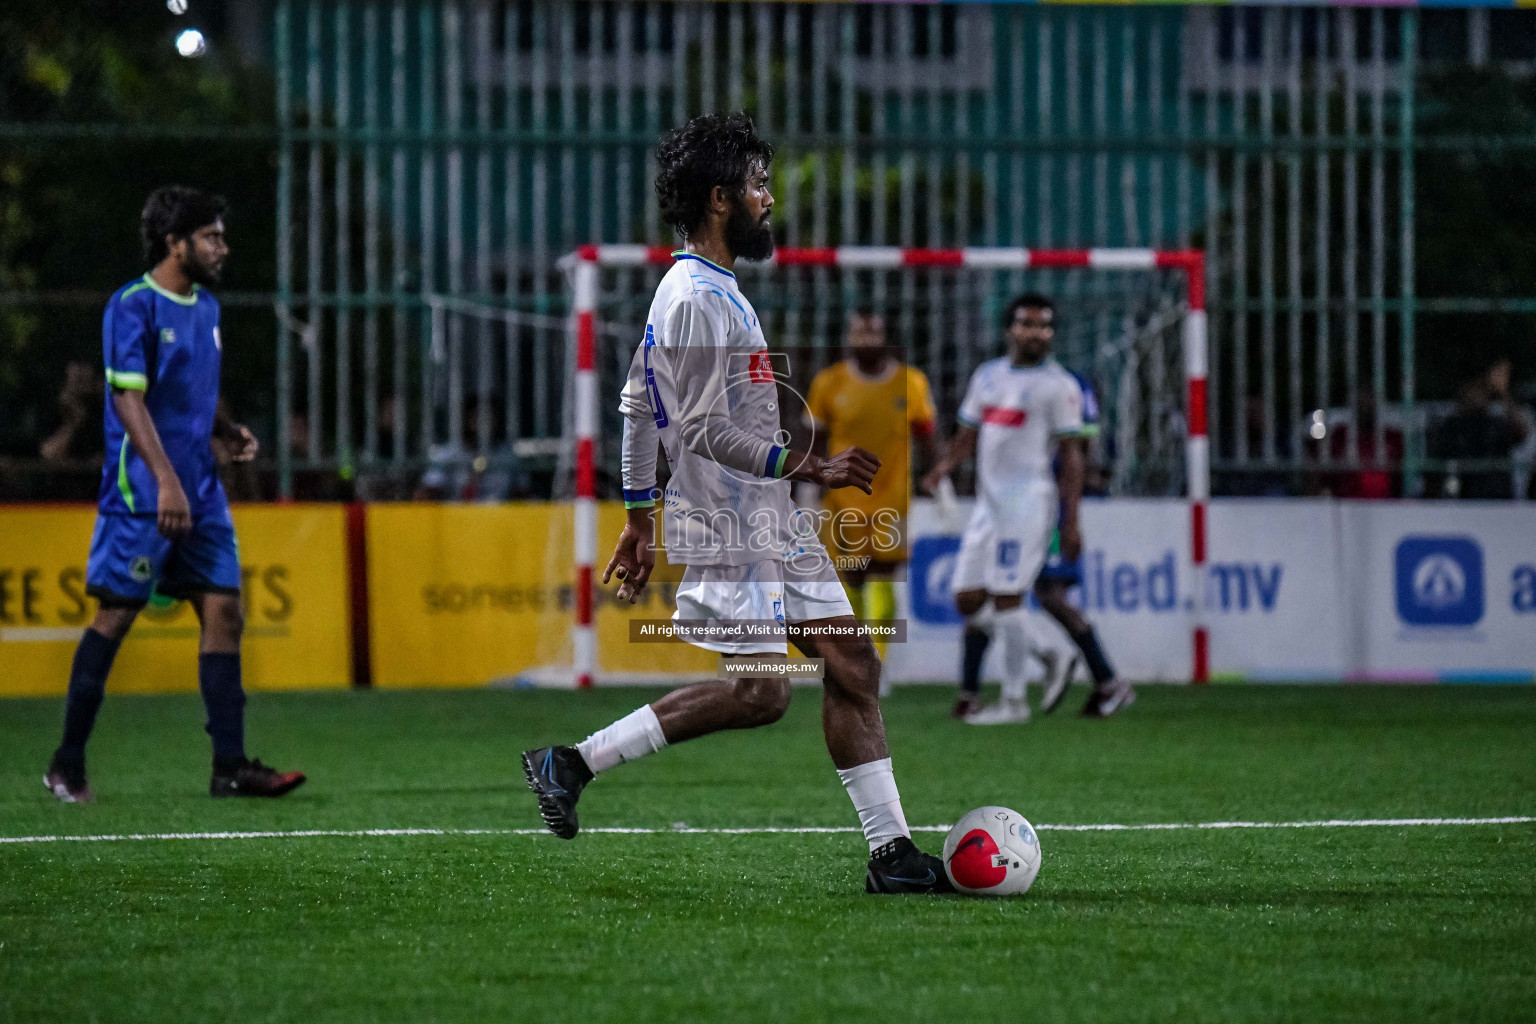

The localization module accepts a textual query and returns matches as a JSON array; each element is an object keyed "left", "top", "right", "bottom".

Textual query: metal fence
[
  {"left": 272, "top": 1, "right": 1450, "bottom": 500},
  {"left": 7, "top": 3, "right": 1533, "bottom": 500}
]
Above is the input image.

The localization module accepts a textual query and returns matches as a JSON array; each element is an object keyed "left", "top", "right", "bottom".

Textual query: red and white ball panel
[{"left": 942, "top": 806, "right": 1043, "bottom": 897}]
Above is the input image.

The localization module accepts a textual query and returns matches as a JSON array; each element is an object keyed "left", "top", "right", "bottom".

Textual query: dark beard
[
  {"left": 724, "top": 200, "right": 774, "bottom": 263},
  {"left": 185, "top": 252, "right": 223, "bottom": 287}
]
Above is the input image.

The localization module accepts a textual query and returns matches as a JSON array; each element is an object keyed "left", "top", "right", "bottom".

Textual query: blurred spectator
[
  {"left": 413, "top": 397, "right": 527, "bottom": 502},
  {"left": 1215, "top": 395, "right": 1295, "bottom": 497},
  {"left": 38, "top": 361, "right": 103, "bottom": 463},
  {"left": 20, "top": 360, "right": 106, "bottom": 501},
  {"left": 213, "top": 398, "right": 261, "bottom": 501},
  {"left": 374, "top": 392, "right": 400, "bottom": 462},
  {"left": 1428, "top": 359, "right": 1531, "bottom": 500},
  {"left": 288, "top": 410, "right": 350, "bottom": 501},
  {"left": 1324, "top": 390, "right": 1405, "bottom": 499}
]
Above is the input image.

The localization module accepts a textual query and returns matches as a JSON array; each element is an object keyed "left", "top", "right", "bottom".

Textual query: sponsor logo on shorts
[{"left": 997, "top": 539, "right": 1022, "bottom": 568}]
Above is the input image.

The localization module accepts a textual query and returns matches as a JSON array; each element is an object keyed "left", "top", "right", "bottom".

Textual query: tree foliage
[{"left": 0, "top": 0, "right": 275, "bottom": 459}]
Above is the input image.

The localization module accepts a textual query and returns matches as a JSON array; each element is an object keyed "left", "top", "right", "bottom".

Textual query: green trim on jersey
[
  {"left": 139, "top": 273, "right": 200, "bottom": 306},
  {"left": 120, "top": 280, "right": 153, "bottom": 301},
  {"left": 771, "top": 448, "right": 791, "bottom": 478},
  {"left": 1055, "top": 424, "right": 1101, "bottom": 439},
  {"left": 106, "top": 368, "right": 148, "bottom": 391},
  {"left": 671, "top": 250, "right": 736, "bottom": 280},
  {"left": 116, "top": 435, "right": 137, "bottom": 513}
]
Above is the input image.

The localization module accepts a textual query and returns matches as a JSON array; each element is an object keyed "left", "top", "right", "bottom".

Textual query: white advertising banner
[
  {"left": 888, "top": 498, "right": 1535, "bottom": 685},
  {"left": 1342, "top": 502, "right": 1536, "bottom": 682}
]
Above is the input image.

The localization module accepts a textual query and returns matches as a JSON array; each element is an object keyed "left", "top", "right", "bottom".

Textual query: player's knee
[
  {"left": 206, "top": 596, "right": 245, "bottom": 641},
  {"left": 1035, "top": 588, "right": 1067, "bottom": 618},
  {"left": 734, "top": 677, "right": 791, "bottom": 725},
  {"left": 90, "top": 605, "right": 137, "bottom": 641}
]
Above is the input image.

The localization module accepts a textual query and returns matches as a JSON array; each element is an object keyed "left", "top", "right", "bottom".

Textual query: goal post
[{"left": 551, "top": 246, "right": 1209, "bottom": 687}]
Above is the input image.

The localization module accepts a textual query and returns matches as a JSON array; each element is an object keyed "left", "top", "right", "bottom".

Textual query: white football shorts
[
  {"left": 672, "top": 544, "right": 853, "bottom": 656},
  {"left": 951, "top": 479, "right": 1058, "bottom": 596}
]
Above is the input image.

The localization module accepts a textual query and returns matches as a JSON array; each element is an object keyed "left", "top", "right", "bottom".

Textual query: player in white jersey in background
[
  {"left": 922, "top": 294, "right": 1090, "bottom": 725},
  {"left": 522, "top": 113, "right": 953, "bottom": 895}
]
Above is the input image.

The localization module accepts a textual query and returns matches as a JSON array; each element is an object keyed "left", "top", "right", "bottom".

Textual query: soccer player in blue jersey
[{"left": 43, "top": 187, "right": 306, "bottom": 803}]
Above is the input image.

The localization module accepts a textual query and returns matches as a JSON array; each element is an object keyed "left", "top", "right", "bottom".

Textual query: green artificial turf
[{"left": 1, "top": 684, "right": 1533, "bottom": 1023}]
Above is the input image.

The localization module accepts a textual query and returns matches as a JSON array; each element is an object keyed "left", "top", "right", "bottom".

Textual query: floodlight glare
[{"left": 175, "top": 28, "right": 207, "bottom": 58}]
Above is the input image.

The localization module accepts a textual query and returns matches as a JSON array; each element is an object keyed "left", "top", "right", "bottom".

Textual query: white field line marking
[{"left": 1, "top": 817, "right": 1533, "bottom": 845}]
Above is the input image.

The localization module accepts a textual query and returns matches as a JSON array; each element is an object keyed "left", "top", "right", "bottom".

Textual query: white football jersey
[
  {"left": 956, "top": 356, "right": 1085, "bottom": 502},
  {"left": 618, "top": 254, "right": 812, "bottom": 566}
]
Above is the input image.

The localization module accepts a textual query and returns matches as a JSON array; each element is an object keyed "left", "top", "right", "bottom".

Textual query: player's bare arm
[
  {"left": 213, "top": 404, "right": 259, "bottom": 462},
  {"left": 786, "top": 445, "right": 881, "bottom": 495},
  {"left": 111, "top": 387, "right": 190, "bottom": 540},
  {"left": 1056, "top": 437, "right": 1086, "bottom": 562},
  {"left": 920, "top": 424, "right": 977, "bottom": 495},
  {"left": 603, "top": 506, "right": 656, "bottom": 604},
  {"left": 803, "top": 417, "right": 831, "bottom": 499}
]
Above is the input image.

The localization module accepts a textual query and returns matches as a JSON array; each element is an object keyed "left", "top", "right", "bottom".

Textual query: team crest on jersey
[
  {"left": 129, "top": 555, "right": 154, "bottom": 582},
  {"left": 160, "top": 328, "right": 176, "bottom": 346}
]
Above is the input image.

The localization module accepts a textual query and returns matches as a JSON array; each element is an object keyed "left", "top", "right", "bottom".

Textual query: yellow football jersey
[{"left": 804, "top": 359, "right": 936, "bottom": 561}]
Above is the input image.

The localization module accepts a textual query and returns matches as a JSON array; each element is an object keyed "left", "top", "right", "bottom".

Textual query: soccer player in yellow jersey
[{"left": 804, "top": 311, "right": 938, "bottom": 689}]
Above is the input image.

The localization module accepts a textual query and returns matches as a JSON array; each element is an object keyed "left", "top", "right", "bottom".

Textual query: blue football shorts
[
  {"left": 85, "top": 508, "right": 242, "bottom": 607},
  {"left": 1037, "top": 527, "right": 1083, "bottom": 586}
]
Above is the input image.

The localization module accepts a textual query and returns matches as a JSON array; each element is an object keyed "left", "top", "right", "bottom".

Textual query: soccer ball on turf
[{"left": 942, "top": 806, "right": 1042, "bottom": 897}]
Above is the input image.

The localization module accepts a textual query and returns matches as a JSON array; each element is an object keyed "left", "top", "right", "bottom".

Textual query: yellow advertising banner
[
  {"left": 366, "top": 502, "right": 714, "bottom": 687},
  {"left": 0, "top": 505, "right": 351, "bottom": 696}
]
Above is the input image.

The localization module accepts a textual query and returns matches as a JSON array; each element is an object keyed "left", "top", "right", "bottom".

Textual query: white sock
[
  {"left": 996, "top": 608, "right": 1032, "bottom": 703},
  {"left": 575, "top": 704, "right": 667, "bottom": 774},
  {"left": 836, "top": 757, "right": 911, "bottom": 852}
]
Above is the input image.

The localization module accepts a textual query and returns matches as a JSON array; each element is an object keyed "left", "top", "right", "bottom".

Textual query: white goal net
[{"left": 511, "top": 248, "right": 1201, "bottom": 686}]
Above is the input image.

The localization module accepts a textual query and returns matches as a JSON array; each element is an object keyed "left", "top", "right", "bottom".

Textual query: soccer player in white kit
[
  {"left": 522, "top": 113, "right": 953, "bottom": 895},
  {"left": 923, "top": 295, "right": 1095, "bottom": 724}
]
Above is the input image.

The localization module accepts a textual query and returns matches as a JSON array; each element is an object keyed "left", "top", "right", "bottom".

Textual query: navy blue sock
[
  {"left": 198, "top": 653, "right": 247, "bottom": 762},
  {"left": 58, "top": 629, "right": 124, "bottom": 761},
  {"left": 1070, "top": 627, "right": 1116, "bottom": 685},
  {"left": 961, "top": 628, "right": 991, "bottom": 696}
]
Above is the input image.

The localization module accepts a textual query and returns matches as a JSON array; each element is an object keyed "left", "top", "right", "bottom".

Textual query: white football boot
[{"left": 964, "top": 698, "right": 1032, "bottom": 726}]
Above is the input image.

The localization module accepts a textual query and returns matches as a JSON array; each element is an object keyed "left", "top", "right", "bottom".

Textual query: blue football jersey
[
  {"left": 98, "top": 274, "right": 227, "bottom": 517},
  {"left": 1068, "top": 370, "right": 1100, "bottom": 435},
  {"left": 1050, "top": 370, "right": 1100, "bottom": 484}
]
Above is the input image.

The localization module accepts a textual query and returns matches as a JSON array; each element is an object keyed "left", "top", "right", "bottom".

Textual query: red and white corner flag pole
[
  {"left": 1179, "top": 254, "right": 1210, "bottom": 684},
  {"left": 572, "top": 259, "right": 599, "bottom": 689}
]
